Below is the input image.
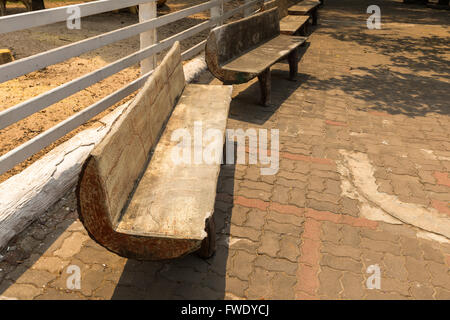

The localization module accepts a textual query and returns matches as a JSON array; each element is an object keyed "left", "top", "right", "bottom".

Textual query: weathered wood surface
[
  {"left": 222, "top": 35, "right": 306, "bottom": 75},
  {"left": 77, "top": 42, "right": 232, "bottom": 260},
  {"left": 117, "top": 84, "right": 232, "bottom": 240},
  {"left": 263, "top": 0, "right": 289, "bottom": 18},
  {"left": 288, "top": 0, "right": 320, "bottom": 14},
  {"left": 264, "top": 0, "right": 310, "bottom": 35},
  {"left": 206, "top": 8, "right": 281, "bottom": 84},
  {"left": 280, "top": 15, "right": 310, "bottom": 35},
  {"left": 0, "top": 101, "right": 129, "bottom": 251},
  {"left": 288, "top": 0, "right": 320, "bottom": 25},
  {"left": 205, "top": 7, "right": 307, "bottom": 105}
]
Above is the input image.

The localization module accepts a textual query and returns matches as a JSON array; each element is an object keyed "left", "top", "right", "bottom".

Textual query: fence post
[
  {"left": 139, "top": 1, "right": 157, "bottom": 74},
  {"left": 210, "top": 0, "right": 223, "bottom": 26}
]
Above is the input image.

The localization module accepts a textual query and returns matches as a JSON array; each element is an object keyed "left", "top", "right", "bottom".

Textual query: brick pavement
[{"left": 1, "top": 0, "right": 449, "bottom": 299}]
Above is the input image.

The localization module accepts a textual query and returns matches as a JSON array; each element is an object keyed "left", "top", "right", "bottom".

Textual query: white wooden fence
[{"left": 0, "top": 0, "right": 264, "bottom": 176}]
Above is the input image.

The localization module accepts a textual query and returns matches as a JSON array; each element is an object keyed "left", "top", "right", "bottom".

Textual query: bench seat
[
  {"left": 77, "top": 42, "right": 233, "bottom": 260},
  {"left": 288, "top": 0, "right": 320, "bottom": 15},
  {"left": 279, "top": 14, "right": 310, "bottom": 35},
  {"left": 262, "top": 0, "right": 310, "bottom": 36},
  {"left": 222, "top": 34, "right": 307, "bottom": 75},
  {"left": 288, "top": 0, "right": 321, "bottom": 26},
  {"left": 116, "top": 84, "right": 232, "bottom": 240}
]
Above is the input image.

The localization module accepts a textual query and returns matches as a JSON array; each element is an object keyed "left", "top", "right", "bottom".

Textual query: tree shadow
[
  {"left": 305, "top": 0, "right": 450, "bottom": 117},
  {"left": 304, "top": 68, "right": 449, "bottom": 117},
  {"left": 320, "top": 27, "right": 450, "bottom": 77},
  {"left": 111, "top": 162, "right": 236, "bottom": 299},
  {"left": 319, "top": 0, "right": 450, "bottom": 26}
]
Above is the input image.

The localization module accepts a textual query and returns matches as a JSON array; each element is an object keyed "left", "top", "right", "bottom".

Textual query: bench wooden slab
[
  {"left": 288, "top": 0, "right": 321, "bottom": 25},
  {"left": 77, "top": 42, "right": 233, "bottom": 260},
  {"left": 263, "top": 0, "right": 310, "bottom": 36},
  {"left": 222, "top": 35, "right": 305, "bottom": 75},
  {"left": 280, "top": 15, "right": 310, "bottom": 35},
  {"left": 205, "top": 7, "right": 307, "bottom": 106},
  {"left": 116, "top": 85, "right": 231, "bottom": 240}
]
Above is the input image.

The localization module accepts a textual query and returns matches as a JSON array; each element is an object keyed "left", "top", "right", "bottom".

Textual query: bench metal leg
[
  {"left": 258, "top": 68, "right": 271, "bottom": 107},
  {"left": 288, "top": 49, "right": 299, "bottom": 81}
]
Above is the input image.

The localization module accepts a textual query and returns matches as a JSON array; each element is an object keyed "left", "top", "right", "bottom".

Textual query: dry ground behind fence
[{"left": 0, "top": 0, "right": 246, "bottom": 183}]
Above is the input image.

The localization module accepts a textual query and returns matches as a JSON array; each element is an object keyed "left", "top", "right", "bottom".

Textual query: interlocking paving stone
[{"left": 0, "top": 0, "right": 449, "bottom": 300}]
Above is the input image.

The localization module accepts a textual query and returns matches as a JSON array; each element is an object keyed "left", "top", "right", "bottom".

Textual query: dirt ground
[{"left": 0, "top": 0, "right": 245, "bottom": 183}]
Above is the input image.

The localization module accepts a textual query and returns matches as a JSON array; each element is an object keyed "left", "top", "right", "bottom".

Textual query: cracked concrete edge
[
  {"left": 338, "top": 149, "right": 450, "bottom": 240},
  {"left": 0, "top": 55, "right": 209, "bottom": 251}
]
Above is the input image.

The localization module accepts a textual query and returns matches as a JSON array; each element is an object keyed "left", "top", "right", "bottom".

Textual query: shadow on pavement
[{"left": 111, "top": 162, "right": 236, "bottom": 299}]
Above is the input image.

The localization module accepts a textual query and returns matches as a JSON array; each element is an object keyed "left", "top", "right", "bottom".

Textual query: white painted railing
[{"left": 0, "top": 0, "right": 264, "bottom": 176}]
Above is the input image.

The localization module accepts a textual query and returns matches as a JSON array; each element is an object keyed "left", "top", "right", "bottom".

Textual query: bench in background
[
  {"left": 205, "top": 8, "right": 307, "bottom": 106},
  {"left": 288, "top": 0, "right": 321, "bottom": 26},
  {"left": 264, "top": 0, "right": 310, "bottom": 36}
]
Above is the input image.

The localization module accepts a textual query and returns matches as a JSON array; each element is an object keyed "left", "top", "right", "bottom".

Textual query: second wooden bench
[
  {"left": 288, "top": 0, "right": 321, "bottom": 26},
  {"left": 205, "top": 8, "right": 308, "bottom": 106}
]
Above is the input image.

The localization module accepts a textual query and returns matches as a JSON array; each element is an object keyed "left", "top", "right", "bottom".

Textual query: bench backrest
[
  {"left": 79, "top": 42, "right": 185, "bottom": 227},
  {"left": 263, "top": 0, "right": 289, "bottom": 18},
  {"left": 205, "top": 7, "right": 280, "bottom": 82}
]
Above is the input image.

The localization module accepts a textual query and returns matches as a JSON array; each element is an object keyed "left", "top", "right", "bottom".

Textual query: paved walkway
[{"left": 1, "top": 0, "right": 449, "bottom": 299}]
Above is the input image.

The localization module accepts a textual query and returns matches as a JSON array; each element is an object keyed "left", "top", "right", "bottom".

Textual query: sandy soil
[{"left": 0, "top": 0, "right": 245, "bottom": 183}]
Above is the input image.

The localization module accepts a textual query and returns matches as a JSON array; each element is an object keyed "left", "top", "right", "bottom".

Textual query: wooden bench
[
  {"left": 288, "top": 0, "right": 321, "bottom": 26},
  {"left": 77, "top": 42, "right": 233, "bottom": 260},
  {"left": 426, "top": 0, "right": 450, "bottom": 9},
  {"left": 263, "top": 0, "right": 310, "bottom": 36},
  {"left": 205, "top": 7, "right": 307, "bottom": 106}
]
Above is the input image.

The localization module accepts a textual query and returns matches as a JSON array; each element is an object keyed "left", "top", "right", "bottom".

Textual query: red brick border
[
  {"left": 431, "top": 199, "right": 450, "bottom": 216},
  {"left": 325, "top": 120, "right": 348, "bottom": 127},
  {"left": 234, "top": 195, "right": 270, "bottom": 211},
  {"left": 433, "top": 172, "right": 450, "bottom": 188},
  {"left": 295, "top": 218, "right": 321, "bottom": 299}
]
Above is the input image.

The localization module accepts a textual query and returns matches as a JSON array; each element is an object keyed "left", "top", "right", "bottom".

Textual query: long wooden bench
[
  {"left": 77, "top": 42, "right": 233, "bottom": 260},
  {"left": 263, "top": 0, "right": 310, "bottom": 36},
  {"left": 288, "top": 0, "right": 321, "bottom": 26},
  {"left": 205, "top": 8, "right": 307, "bottom": 106}
]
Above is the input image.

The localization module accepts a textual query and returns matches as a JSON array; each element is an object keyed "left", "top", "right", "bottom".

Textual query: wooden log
[{"left": 0, "top": 103, "right": 129, "bottom": 252}]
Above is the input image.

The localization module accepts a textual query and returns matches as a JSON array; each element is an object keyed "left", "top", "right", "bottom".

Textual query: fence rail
[
  {"left": 0, "top": 0, "right": 220, "bottom": 83},
  {"left": 0, "top": 0, "right": 264, "bottom": 176},
  {"left": 0, "top": 0, "right": 155, "bottom": 34}
]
